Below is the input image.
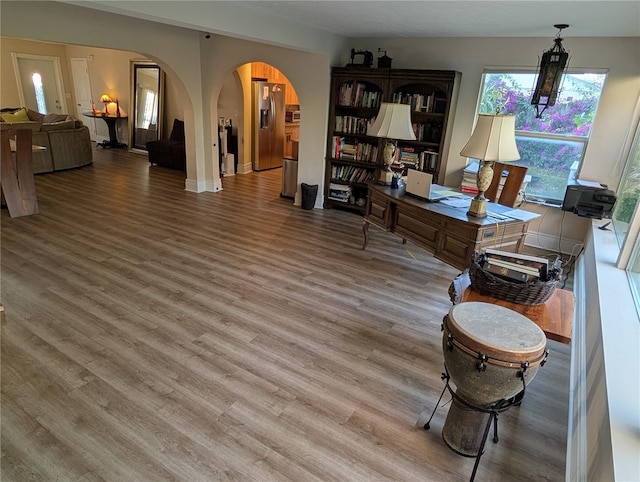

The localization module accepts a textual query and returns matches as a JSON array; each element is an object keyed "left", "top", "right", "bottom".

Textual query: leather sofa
[{"left": 1, "top": 107, "right": 93, "bottom": 174}]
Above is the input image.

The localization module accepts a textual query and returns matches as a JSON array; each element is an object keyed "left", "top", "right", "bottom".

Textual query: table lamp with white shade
[
  {"left": 460, "top": 114, "right": 520, "bottom": 218},
  {"left": 368, "top": 102, "right": 416, "bottom": 185}
]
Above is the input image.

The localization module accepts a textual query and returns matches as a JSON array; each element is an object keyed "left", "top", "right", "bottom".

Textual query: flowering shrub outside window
[{"left": 477, "top": 72, "right": 607, "bottom": 202}]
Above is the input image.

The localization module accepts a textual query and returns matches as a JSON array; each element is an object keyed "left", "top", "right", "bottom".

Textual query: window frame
[
  {"left": 477, "top": 68, "right": 608, "bottom": 203},
  {"left": 614, "top": 94, "right": 640, "bottom": 316}
]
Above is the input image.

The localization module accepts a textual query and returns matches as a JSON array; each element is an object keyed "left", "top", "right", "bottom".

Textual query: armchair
[{"left": 147, "top": 118, "right": 186, "bottom": 171}]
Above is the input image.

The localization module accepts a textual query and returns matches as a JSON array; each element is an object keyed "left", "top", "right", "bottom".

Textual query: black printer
[{"left": 562, "top": 184, "right": 617, "bottom": 219}]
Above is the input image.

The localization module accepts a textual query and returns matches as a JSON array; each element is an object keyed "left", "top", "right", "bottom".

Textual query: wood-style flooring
[{"left": 1, "top": 146, "right": 570, "bottom": 481}]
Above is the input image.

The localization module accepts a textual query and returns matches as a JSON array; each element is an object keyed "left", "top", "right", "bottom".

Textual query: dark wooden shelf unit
[{"left": 324, "top": 67, "right": 460, "bottom": 212}]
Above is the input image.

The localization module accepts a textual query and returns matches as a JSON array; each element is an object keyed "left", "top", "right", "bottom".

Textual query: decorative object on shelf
[
  {"left": 368, "top": 102, "right": 416, "bottom": 185},
  {"left": 347, "top": 48, "right": 373, "bottom": 67},
  {"left": 460, "top": 114, "right": 520, "bottom": 218},
  {"left": 377, "top": 48, "right": 392, "bottom": 69},
  {"left": 531, "top": 24, "right": 570, "bottom": 118}
]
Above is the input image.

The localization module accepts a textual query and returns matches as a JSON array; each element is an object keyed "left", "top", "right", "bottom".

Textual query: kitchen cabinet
[
  {"left": 284, "top": 122, "right": 300, "bottom": 158},
  {"left": 251, "top": 62, "right": 299, "bottom": 105}
]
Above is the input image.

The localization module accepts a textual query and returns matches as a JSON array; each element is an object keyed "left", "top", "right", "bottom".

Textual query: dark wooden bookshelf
[{"left": 324, "top": 67, "right": 461, "bottom": 212}]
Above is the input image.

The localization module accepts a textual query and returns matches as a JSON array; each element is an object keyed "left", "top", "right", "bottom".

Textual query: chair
[
  {"left": 147, "top": 118, "right": 186, "bottom": 171},
  {"left": 484, "top": 162, "right": 528, "bottom": 207}
]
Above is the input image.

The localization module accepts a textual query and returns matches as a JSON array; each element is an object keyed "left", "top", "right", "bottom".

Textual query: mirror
[{"left": 129, "top": 60, "right": 164, "bottom": 152}]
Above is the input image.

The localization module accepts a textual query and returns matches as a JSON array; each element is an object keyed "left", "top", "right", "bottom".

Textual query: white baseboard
[
  {"left": 184, "top": 178, "right": 222, "bottom": 193},
  {"left": 236, "top": 162, "right": 253, "bottom": 174}
]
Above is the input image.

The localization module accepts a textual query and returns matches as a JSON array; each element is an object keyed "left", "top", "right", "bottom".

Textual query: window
[
  {"left": 613, "top": 119, "right": 640, "bottom": 316},
  {"left": 477, "top": 71, "right": 607, "bottom": 202},
  {"left": 141, "top": 89, "right": 158, "bottom": 129},
  {"left": 32, "top": 72, "right": 47, "bottom": 114}
]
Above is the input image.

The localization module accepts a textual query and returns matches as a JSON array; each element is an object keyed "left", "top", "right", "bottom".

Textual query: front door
[{"left": 11, "top": 53, "right": 66, "bottom": 115}]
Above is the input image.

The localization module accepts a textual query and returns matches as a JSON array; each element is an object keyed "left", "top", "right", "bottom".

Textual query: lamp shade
[
  {"left": 368, "top": 103, "right": 416, "bottom": 140},
  {"left": 100, "top": 94, "right": 113, "bottom": 103},
  {"left": 460, "top": 114, "right": 520, "bottom": 162}
]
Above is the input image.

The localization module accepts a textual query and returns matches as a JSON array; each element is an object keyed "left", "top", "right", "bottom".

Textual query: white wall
[{"left": 201, "top": 34, "right": 331, "bottom": 204}]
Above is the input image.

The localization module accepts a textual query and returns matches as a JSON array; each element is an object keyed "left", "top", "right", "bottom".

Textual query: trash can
[
  {"left": 301, "top": 183, "right": 318, "bottom": 210},
  {"left": 281, "top": 157, "right": 298, "bottom": 198}
]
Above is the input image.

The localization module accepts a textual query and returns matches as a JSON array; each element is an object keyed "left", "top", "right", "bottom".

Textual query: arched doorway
[{"left": 218, "top": 61, "right": 300, "bottom": 200}]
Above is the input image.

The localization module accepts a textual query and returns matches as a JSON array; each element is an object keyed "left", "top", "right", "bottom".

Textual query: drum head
[{"left": 447, "top": 302, "right": 546, "bottom": 362}]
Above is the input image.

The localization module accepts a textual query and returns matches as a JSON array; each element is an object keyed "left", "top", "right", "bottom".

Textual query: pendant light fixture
[{"left": 531, "top": 24, "right": 570, "bottom": 118}]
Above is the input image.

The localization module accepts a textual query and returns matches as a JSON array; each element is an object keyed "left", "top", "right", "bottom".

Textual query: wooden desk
[
  {"left": 83, "top": 113, "right": 127, "bottom": 149},
  {"left": 461, "top": 286, "right": 574, "bottom": 344},
  {"left": 363, "top": 184, "right": 532, "bottom": 271}
]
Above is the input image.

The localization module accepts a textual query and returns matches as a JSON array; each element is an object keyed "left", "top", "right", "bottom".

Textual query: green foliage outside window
[
  {"left": 478, "top": 73, "right": 606, "bottom": 201},
  {"left": 614, "top": 129, "right": 640, "bottom": 225}
]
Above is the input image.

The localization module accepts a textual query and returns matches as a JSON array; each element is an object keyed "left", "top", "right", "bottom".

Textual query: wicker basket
[{"left": 469, "top": 253, "right": 562, "bottom": 306}]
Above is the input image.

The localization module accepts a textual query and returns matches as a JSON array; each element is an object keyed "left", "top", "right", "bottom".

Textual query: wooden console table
[
  {"left": 362, "top": 184, "right": 532, "bottom": 271},
  {"left": 83, "top": 112, "right": 127, "bottom": 148}
]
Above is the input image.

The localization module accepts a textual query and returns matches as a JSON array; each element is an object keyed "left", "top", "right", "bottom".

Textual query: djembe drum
[{"left": 441, "top": 301, "right": 547, "bottom": 457}]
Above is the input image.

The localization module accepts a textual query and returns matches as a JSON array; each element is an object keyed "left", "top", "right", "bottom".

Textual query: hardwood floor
[{"left": 1, "top": 147, "right": 570, "bottom": 481}]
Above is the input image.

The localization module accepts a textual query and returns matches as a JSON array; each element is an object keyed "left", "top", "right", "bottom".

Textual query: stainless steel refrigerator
[{"left": 252, "top": 81, "right": 285, "bottom": 171}]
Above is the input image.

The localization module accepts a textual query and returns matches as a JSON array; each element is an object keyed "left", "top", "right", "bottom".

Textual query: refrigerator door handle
[{"left": 269, "top": 94, "right": 276, "bottom": 130}]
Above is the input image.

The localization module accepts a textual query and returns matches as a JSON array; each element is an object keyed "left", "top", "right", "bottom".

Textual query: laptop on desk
[{"left": 405, "top": 169, "right": 449, "bottom": 202}]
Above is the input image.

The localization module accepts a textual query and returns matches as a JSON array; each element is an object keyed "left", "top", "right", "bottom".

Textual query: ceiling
[
  {"left": 239, "top": 1, "right": 640, "bottom": 38},
  {"left": 74, "top": 1, "right": 640, "bottom": 39}
]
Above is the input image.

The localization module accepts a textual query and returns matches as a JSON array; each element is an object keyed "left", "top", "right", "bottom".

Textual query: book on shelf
[
  {"left": 329, "top": 182, "right": 351, "bottom": 191},
  {"left": 433, "top": 96, "right": 448, "bottom": 113},
  {"left": 332, "top": 136, "right": 378, "bottom": 162},
  {"left": 335, "top": 115, "right": 373, "bottom": 135},
  {"left": 392, "top": 92, "right": 437, "bottom": 112},
  {"left": 395, "top": 147, "right": 438, "bottom": 171},
  {"left": 398, "top": 147, "right": 419, "bottom": 168},
  {"left": 338, "top": 82, "right": 380, "bottom": 108},
  {"left": 331, "top": 165, "right": 375, "bottom": 184},
  {"left": 328, "top": 182, "right": 352, "bottom": 203},
  {"left": 421, "top": 150, "right": 438, "bottom": 171}
]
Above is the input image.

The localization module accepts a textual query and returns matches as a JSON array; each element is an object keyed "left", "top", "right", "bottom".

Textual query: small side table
[
  {"left": 450, "top": 272, "right": 575, "bottom": 344},
  {"left": 83, "top": 112, "right": 127, "bottom": 149}
]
